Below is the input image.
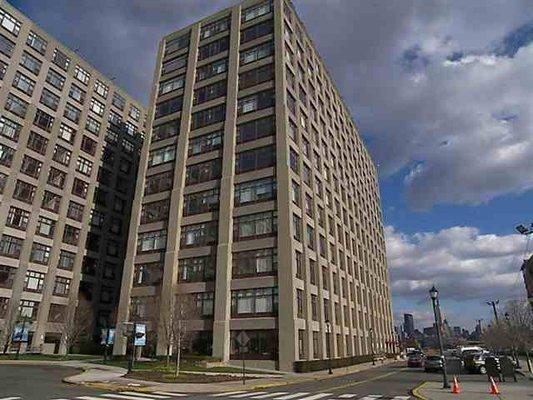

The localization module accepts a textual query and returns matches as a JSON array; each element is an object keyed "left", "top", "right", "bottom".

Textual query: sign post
[
  {"left": 100, "top": 328, "right": 115, "bottom": 363},
  {"left": 235, "top": 331, "right": 250, "bottom": 385},
  {"left": 12, "top": 320, "right": 29, "bottom": 359}
]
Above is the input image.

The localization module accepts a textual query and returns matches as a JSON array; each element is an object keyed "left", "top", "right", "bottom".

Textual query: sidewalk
[
  {"left": 0, "top": 358, "right": 399, "bottom": 393},
  {"left": 415, "top": 379, "right": 532, "bottom": 400}
]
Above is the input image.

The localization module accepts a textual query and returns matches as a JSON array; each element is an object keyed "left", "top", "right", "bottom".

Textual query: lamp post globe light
[
  {"left": 429, "top": 285, "right": 450, "bottom": 389},
  {"left": 325, "top": 320, "right": 333, "bottom": 374}
]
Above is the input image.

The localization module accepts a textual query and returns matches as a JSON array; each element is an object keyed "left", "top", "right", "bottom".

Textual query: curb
[{"left": 411, "top": 381, "right": 430, "bottom": 400}]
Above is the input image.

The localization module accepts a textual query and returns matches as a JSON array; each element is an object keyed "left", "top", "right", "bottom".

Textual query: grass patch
[
  {"left": 126, "top": 370, "right": 252, "bottom": 383},
  {"left": 0, "top": 353, "right": 98, "bottom": 361}
]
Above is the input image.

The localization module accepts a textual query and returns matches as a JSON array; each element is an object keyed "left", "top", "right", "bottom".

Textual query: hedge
[{"left": 293, "top": 354, "right": 374, "bottom": 372}]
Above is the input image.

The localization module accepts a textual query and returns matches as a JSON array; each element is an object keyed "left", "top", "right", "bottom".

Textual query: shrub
[{"left": 293, "top": 354, "right": 374, "bottom": 372}]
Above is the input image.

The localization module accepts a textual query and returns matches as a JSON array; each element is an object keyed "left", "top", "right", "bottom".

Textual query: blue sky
[{"left": 9, "top": 0, "right": 533, "bottom": 332}]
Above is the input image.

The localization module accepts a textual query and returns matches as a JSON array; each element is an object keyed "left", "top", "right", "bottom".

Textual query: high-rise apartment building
[
  {"left": 115, "top": 0, "right": 393, "bottom": 371},
  {"left": 0, "top": 1, "right": 145, "bottom": 354}
]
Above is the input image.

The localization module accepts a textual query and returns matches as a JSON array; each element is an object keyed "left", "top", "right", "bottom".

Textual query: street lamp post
[
  {"left": 369, "top": 327, "right": 375, "bottom": 366},
  {"left": 429, "top": 286, "right": 450, "bottom": 389},
  {"left": 325, "top": 320, "right": 332, "bottom": 374}
]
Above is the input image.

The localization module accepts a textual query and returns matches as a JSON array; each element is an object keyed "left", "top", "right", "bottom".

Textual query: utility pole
[{"left": 486, "top": 300, "right": 500, "bottom": 324}]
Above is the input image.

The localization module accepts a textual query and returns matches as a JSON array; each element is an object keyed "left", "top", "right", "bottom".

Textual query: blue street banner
[
  {"left": 134, "top": 323, "right": 146, "bottom": 346},
  {"left": 100, "top": 328, "right": 116, "bottom": 345},
  {"left": 12, "top": 324, "right": 29, "bottom": 343}
]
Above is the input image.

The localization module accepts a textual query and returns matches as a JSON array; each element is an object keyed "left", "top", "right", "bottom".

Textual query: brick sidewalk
[{"left": 416, "top": 379, "right": 532, "bottom": 400}]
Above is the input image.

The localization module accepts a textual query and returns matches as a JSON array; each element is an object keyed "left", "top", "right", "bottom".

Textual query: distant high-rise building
[
  {"left": 403, "top": 313, "right": 414, "bottom": 338},
  {"left": 114, "top": 0, "right": 394, "bottom": 371},
  {"left": 0, "top": 1, "right": 145, "bottom": 354}
]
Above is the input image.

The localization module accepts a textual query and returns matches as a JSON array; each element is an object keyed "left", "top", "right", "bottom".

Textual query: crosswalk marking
[
  {"left": 152, "top": 393, "right": 187, "bottom": 397},
  {"left": 100, "top": 394, "right": 160, "bottom": 400},
  {"left": 338, "top": 395, "right": 358, "bottom": 399},
  {"left": 359, "top": 396, "right": 383, "bottom": 400},
  {"left": 119, "top": 392, "right": 171, "bottom": 399},
  {"left": 391, "top": 397, "right": 410, "bottom": 400},
  {"left": 250, "top": 393, "right": 289, "bottom": 399},
  {"left": 0, "top": 397, "right": 21, "bottom": 400},
  {"left": 212, "top": 392, "right": 248, "bottom": 397},
  {"left": 77, "top": 397, "right": 110, "bottom": 400},
  {"left": 296, "top": 394, "right": 333, "bottom": 400},
  {"left": 274, "top": 393, "right": 310, "bottom": 400},
  {"left": 231, "top": 393, "right": 267, "bottom": 398}
]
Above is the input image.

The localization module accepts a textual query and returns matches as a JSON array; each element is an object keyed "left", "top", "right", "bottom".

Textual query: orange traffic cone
[
  {"left": 451, "top": 375, "right": 461, "bottom": 394},
  {"left": 489, "top": 377, "right": 501, "bottom": 395}
]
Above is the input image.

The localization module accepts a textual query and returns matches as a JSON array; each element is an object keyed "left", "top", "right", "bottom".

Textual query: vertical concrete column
[{"left": 212, "top": 6, "right": 241, "bottom": 363}]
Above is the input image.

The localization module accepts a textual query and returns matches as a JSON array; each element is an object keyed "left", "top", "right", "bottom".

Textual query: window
[
  {"left": 26, "top": 31, "right": 48, "bottom": 55},
  {"left": 0, "top": 172, "right": 6, "bottom": 194},
  {"left": 306, "top": 225, "right": 315, "bottom": 249},
  {"left": 0, "top": 235, "right": 23, "bottom": 258},
  {"left": 0, "top": 59, "right": 5, "bottom": 79},
  {"left": 48, "top": 303, "right": 67, "bottom": 322},
  {"left": 94, "top": 80, "right": 109, "bottom": 98},
  {"left": 13, "top": 180, "right": 35, "bottom": 203},
  {"left": 112, "top": 92, "right": 125, "bottom": 110},
  {"left": 297, "top": 289, "right": 304, "bottom": 317},
  {"left": 6, "top": 207, "right": 30, "bottom": 230},
  {"left": 46, "top": 68, "right": 65, "bottom": 90},
  {"left": 12, "top": 71, "right": 35, "bottom": 95},
  {"left": 72, "top": 177, "right": 89, "bottom": 198},
  {"left": 237, "top": 116, "right": 275, "bottom": 144},
  {"left": 63, "top": 225, "right": 80, "bottom": 245},
  {"left": 159, "top": 74, "right": 185, "bottom": 95},
  {"left": 313, "top": 331, "right": 320, "bottom": 358},
  {"left": 293, "top": 214, "right": 302, "bottom": 241},
  {"left": 33, "top": 109, "right": 54, "bottom": 132},
  {"left": 233, "top": 211, "right": 277, "bottom": 241},
  {"left": 200, "top": 17, "right": 230, "bottom": 40},
  {"left": 198, "top": 37, "right": 229, "bottom": 61},
  {"left": 20, "top": 155, "right": 42, "bottom": 178},
  {"left": 164, "top": 33, "right": 190, "bottom": 55},
  {"left": 53, "top": 145, "right": 71, "bottom": 166},
  {"left": 241, "top": 20, "right": 273, "bottom": 43},
  {"left": 237, "top": 89, "right": 274, "bottom": 115},
  {"left": 0, "top": 116, "right": 21, "bottom": 141},
  {"left": 291, "top": 180, "right": 300, "bottom": 205},
  {"left": 90, "top": 209, "right": 105, "bottom": 228},
  {"left": 58, "top": 123, "right": 76, "bottom": 144},
  {"left": 183, "top": 188, "right": 219, "bottom": 216},
  {"left": 52, "top": 48, "right": 70, "bottom": 71},
  {"left": 305, "top": 193, "right": 313, "bottom": 216},
  {"left": 0, "top": 143, "right": 15, "bottom": 166},
  {"left": 42, "top": 190, "right": 61, "bottom": 212},
  {"left": 30, "top": 242, "right": 51, "bottom": 264},
  {"left": 67, "top": 201, "right": 84, "bottom": 221},
  {"left": 69, "top": 84, "right": 86, "bottom": 104},
  {"left": 24, "top": 270, "right": 45, "bottom": 292},
  {"left": 194, "top": 292, "right": 214, "bottom": 317},
  {"left": 289, "top": 148, "right": 299, "bottom": 173},
  {"left": 148, "top": 145, "right": 176, "bottom": 167},
  {"left": 140, "top": 199, "right": 170, "bottom": 224},
  {"left": 0, "top": 34, "right": 14, "bottom": 57},
  {"left": 58, "top": 250, "right": 76, "bottom": 270},
  {"left": 231, "top": 287, "right": 278, "bottom": 317},
  {"left": 180, "top": 222, "right": 218, "bottom": 247},
  {"left": 185, "top": 158, "right": 222, "bottom": 185},
  {"left": 53, "top": 277, "right": 70, "bottom": 296},
  {"left": 161, "top": 54, "right": 187, "bottom": 75},
  {"left": 239, "top": 63, "right": 274, "bottom": 90},
  {"left": 191, "top": 104, "right": 225, "bottom": 129},
  {"left": 40, "top": 88, "right": 60, "bottom": 110},
  {"left": 0, "top": 9, "right": 21, "bottom": 36},
  {"left": 85, "top": 116, "right": 101, "bottom": 135},
  {"left": 27, "top": 131, "right": 48, "bottom": 154},
  {"left": 188, "top": 130, "right": 222, "bottom": 155},
  {"left": 152, "top": 119, "right": 180, "bottom": 141},
  {"left": 47, "top": 167, "right": 66, "bottom": 188},
  {"left": 133, "top": 263, "right": 163, "bottom": 286},
  {"left": 235, "top": 145, "right": 275, "bottom": 173},
  {"left": 63, "top": 103, "right": 81, "bottom": 123},
  {"left": 194, "top": 80, "right": 227, "bottom": 105},
  {"left": 81, "top": 135, "right": 97, "bottom": 155},
  {"left": 311, "top": 294, "right": 318, "bottom": 320},
  {"left": 19, "top": 300, "right": 39, "bottom": 320},
  {"left": 137, "top": 230, "right": 167, "bottom": 252},
  {"left": 155, "top": 96, "right": 183, "bottom": 118},
  {"left": 0, "top": 265, "right": 15, "bottom": 288},
  {"left": 240, "top": 41, "right": 274, "bottom": 65},
  {"left": 76, "top": 157, "right": 93, "bottom": 176},
  {"left": 144, "top": 171, "right": 173, "bottom": 195},
  {"left": 196, "top": 58, "right": 228, "bottom": 81},
  {"left": 5, "top": 93, "right": 28, "bottom": 117},
  {"left": 20, "top": 51, "right": 41, "bottom": 75},
  {"left": 74, "top": 65, "right": 90, "bottom": 84},
  {"left": 179, "top": 257, "right": 216, "bottom": 282},
  {"left": 233, "top": 248, "right": 277, "bottom": 278},
  {"left": 129, "top": 105, "right": 141, "bottom": 121},
  {"left": 89, "top": 97, "right": 105, "bottom": 116},
  {"left": 0, "top": 297, "right": 8, "bottom": 318},
  {"left": 234, "top": 177, "right": 276, "bottom": 206},
  {"left": 230, "top": 330, "right": 277, "bottom": 359}
]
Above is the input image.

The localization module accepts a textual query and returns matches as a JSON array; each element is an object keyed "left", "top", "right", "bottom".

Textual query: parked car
[
  {"left": 464, "top": 352, "right": 498, "bottom": 374},
  {"left": 424, "top": 355, "right": 444, "bottom": 372},
  {"left": 408, "top": 353, "right": 424, "bottom": 368}
]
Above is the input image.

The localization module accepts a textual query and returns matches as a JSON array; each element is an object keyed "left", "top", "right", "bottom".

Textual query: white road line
[
  {"left": 231, "top": 393, "right": 266, "bottom": 398},
  {"left": 391, "top": 397, "right": 410, "bottom": 400},
  {"left": 249, "top": 393, "right": 289, "bottom": 399},
  {"left": 0, "top": 397, "right": 21, "bottom": 400},
  {"left": 77, "top": 397, "right": 110, "bottom": 400},
  {"left": 359, "top": 396, "right": 383, "bottom": 400},
  {"left": 338, "top": 395, "right": 358, "bottom": 399},
  {"left": 295, "top": 394, "right": 333, "bottom": 400},
  {"left": 152, "top": 393, "right": 188, "bottom": 397},
  {"left": 100, "top": 394, "right": 161, "bottom": 400},
  {"left": 274, "top": 393, "right": 310, "bottom": 400},
  {"left": 212, "top": 392, "right": 247, "bottom": 397},
  {"left": 120, "top": 392, "right": 171, "bottom": 399}
]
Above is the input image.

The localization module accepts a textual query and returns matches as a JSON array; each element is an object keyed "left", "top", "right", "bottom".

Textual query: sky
[{"left": 9, "top": 0, "right": 533, "bottom": 333}]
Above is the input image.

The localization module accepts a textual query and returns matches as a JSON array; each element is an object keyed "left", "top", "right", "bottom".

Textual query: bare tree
[
  {"left": 1, "top": 315, "right": 17, "bottom": 354},
  {"left": 60, "top": 299, "right": 93, "bottom": 355},
  {"left": 503, "top": 300, "right": 533, "bottom": 370}
]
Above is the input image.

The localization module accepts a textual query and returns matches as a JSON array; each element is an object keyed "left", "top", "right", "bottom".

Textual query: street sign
[
  {"left": 100, "top": 328, "right": 115, "bottom": 345},
  {"left": 134, "top": 323, "right": 146, "bottom": 346},
  {"left": 12, "top": 324, "right": 29, "bottom": 343},
  {"left": 235, "top": 331, "right": 250, "bottom": 347}
]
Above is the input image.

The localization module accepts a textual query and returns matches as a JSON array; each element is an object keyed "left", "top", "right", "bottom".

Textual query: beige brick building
[
  {"left": 0, "top": 1, "right": 145, "bottom": 354},
  {"left": 115, "top": 0, "right": 394, "bottom": 371}
]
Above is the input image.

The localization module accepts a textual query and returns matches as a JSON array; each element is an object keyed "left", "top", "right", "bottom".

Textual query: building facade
[
  {"left": 115, "top": 0, "right": 394, "bottom": 371},
  {"left": 0, "top": 1, "right": 145, "bottom": 354},
  {"left": 403, "top": 313, "right": 414, "bottom": 338},
  {"left": 521, "top": 255, "right": 533, "bottom": 311}
]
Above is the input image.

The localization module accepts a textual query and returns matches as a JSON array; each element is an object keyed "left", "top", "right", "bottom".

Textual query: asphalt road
[{"left": 0, "top": 361, "right": 529, "bottom": 400}]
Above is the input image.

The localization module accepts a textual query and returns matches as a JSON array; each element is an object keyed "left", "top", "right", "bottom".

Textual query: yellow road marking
[{"left": 411, "top": 381, "right": 430, "bottom": 400}]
